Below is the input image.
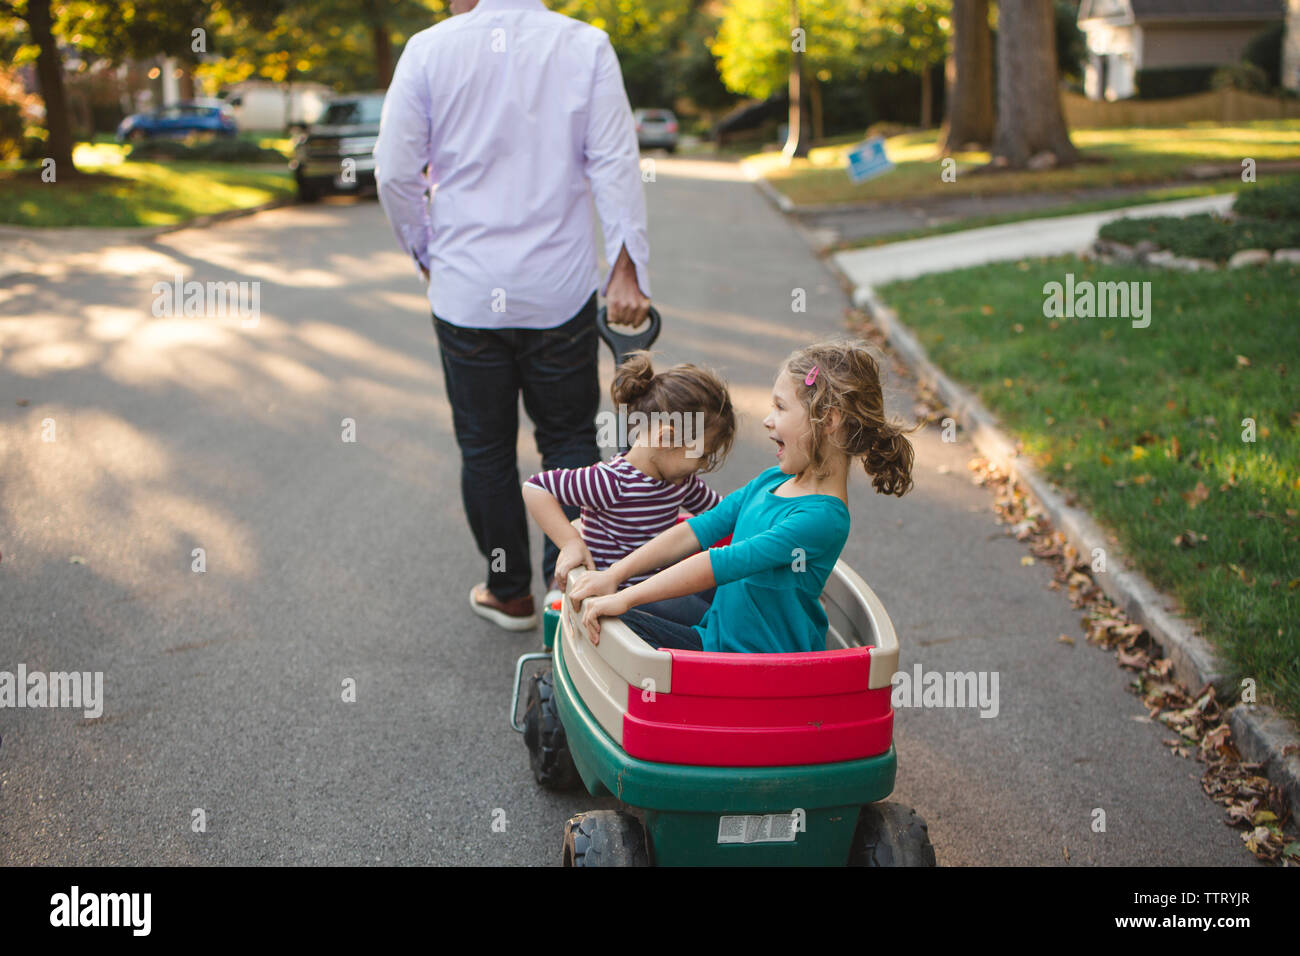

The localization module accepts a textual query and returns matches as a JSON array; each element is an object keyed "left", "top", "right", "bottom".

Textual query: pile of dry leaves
[{"left": 967, "top": 454, "right": 1299, "bottom": 865}]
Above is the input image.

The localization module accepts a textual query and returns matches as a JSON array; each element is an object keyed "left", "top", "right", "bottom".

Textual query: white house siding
[{"left": 1285, "top": 0, "right": 1300, "bottom": 90}]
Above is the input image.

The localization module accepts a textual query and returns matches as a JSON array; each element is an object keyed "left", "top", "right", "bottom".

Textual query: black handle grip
[{"left": 596, "top": 305, "right": 661, "bottom": 366}]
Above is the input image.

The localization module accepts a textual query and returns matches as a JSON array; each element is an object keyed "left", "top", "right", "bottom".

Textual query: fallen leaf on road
[
  {"left": 1117, "top": 648, "right": 1149, "bottom": 670},
  {"left": 1020, "top": 556, "right": 1035, "bottom": 566},
  {"left": 1057, "top": 634, "right": 1075, "bottom": 645}
]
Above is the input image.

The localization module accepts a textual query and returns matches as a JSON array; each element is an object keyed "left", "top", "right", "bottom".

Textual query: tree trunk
[
  {"left": 783, "top": 0, "right": 809, "bottom": 159},
  {"left": 26, "top": 0, "right": 76, "bottom": 173},
  {"left": 939, "top": 0, "right": 994, "bottom": 153},
  {"left": 809, "top": 74, "right": 824, "bottom": 141},
  {"left": 374, "top": 23, "right": 394, "bottom": 88},
  {"left": 920, "top": 64, "right": 933, "bottom": 128},
  {"left": 990, "top": 0, "right": 1079, "bottom": 168}
]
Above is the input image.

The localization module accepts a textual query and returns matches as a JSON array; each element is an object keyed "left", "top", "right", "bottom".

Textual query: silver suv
[{"left": 634, "top": 108, "right": 679, "bottom": 153}]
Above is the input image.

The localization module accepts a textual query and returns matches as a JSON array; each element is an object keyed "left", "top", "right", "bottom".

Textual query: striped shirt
[{"left": 526, "top": 455, "right": 721, "bottom": 584}]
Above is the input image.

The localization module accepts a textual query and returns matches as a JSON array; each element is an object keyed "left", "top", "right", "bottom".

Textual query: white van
[{"left": 221, "top": 81, "right": 331, "bottom": 133}]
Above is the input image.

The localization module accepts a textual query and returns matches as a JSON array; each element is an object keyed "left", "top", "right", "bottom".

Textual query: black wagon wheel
[
  {"left": 561, "top": 810, "right": 650, "bottom": 867},
  {"left": 846, "top": 802, "right": 937, "bottom": 867},
  {"left": 522, "top": 667, "right": 581, "bottom": 790}
]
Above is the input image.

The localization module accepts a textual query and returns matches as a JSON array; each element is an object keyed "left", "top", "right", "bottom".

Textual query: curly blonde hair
[{"left": 782, "top": 340, "right": 917, "bottom": 497}]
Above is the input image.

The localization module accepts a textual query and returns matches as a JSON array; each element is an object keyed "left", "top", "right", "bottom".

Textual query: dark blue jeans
[
  {"left": 433, "top": 292, "right": 600, "bottom": 601},
  {"left": 621, "top": 589, "right": 714, "bottom": 651}
]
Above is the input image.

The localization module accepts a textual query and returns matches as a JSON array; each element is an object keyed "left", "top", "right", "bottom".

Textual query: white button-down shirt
[{"left": 374, "top": 0, "right": 651, "bottom": 329}]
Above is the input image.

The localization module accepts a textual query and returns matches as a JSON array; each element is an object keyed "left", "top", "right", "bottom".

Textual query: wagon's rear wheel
[
  {"left": 522, "top": 667, "right": 581, "bottom": 790},
  {"left": 562, "top": 810, "right": 650, "bottom": 867},
  {"left": 847, "top": 802, "right": 937, "bottom": 867}
]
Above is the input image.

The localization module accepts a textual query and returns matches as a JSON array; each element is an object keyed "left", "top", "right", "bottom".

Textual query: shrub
[
  {"left": 1243, "top": 23, "right": 1284, "bottom": 90},
  {"left": 1135, "top": 66, "right": 1216, "bottom": 100},
  {"left": 1233, "top": 181, "right": 1300, "bottom": 222},
  {"left": 1211, "top": 62, "right": 1270, "bottom": 94},
  {"left": 1099, "top": 210, "right": 1300, "bottom": 262},
  {"left": 127, "top": 139, "right": 195, "bottom": 161},
  {"left": 0, "top": 101, "right": 23, "bottom": 161},
  {"left": 194, "top": 138, "right": 286, "bottom": 163},
  {"left": 127, "top": 137, "right": 286, "bottom": 163}
]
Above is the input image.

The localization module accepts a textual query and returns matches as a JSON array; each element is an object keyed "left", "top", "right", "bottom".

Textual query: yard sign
[{"left": 846, "top": 137, "right": 894, "bottom": 183}]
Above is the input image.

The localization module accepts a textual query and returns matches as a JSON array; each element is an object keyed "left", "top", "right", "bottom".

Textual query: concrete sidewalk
[{"left": 830, "top": 193, "right": 1235, "bottom": 291}]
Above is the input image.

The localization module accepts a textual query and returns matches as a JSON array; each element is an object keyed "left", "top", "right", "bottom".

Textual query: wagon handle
[{"left": 597, "top": 305, "right": 661, "bottom": 366}]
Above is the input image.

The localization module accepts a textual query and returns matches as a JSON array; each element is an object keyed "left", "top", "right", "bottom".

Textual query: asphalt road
[{"left": 0, "top": 158, "right": 1253, "bottom": 865}]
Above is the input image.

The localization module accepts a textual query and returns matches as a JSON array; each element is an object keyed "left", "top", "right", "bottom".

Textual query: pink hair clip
[{"left": 804, "top": 365, "right": 819, "bottom": 386}]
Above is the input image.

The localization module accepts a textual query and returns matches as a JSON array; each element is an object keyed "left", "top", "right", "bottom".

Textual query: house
[
  {"left": 1078, "top": 0, "right": 1285, "bottom": 100},
  {"left": 1285, "top": 0, "right": 1300, "bottom": 91}
]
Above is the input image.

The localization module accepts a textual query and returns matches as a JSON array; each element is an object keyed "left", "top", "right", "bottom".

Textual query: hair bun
[{"left": 611, "top": 350, "right": 656, "bottom": 406}]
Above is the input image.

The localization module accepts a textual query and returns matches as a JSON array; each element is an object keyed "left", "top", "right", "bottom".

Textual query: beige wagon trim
[
  {"left": 563, "top": 570, "right": 674, "bottom": 695},
  {"left": 821, "top": 561, "right": 899, "bottom": 690}
]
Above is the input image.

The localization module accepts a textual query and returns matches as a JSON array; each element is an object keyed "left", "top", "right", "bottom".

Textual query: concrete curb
[
  {"left": 744, "top": 166, "right": 795, "bottom": 213},
  {"left": 148, "top": 198, "right": 294, "bottom": 238},
  {"left": 845, "top": 278, "right": 1300, "bottom": 825}
]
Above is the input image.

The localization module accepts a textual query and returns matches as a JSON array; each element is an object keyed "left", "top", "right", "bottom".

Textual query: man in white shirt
[{"left": 375, "top": 0, "right": 651, "bottom": 631}]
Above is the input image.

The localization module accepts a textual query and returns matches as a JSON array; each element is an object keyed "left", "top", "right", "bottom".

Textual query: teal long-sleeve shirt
[{"left": 685, "top": 467, "right": 850, "bottom": 654}]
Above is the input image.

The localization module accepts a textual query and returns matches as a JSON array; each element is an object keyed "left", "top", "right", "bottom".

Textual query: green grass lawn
[
  {"left": 876, "top": 257, "right": 1300, "bottom": 721},
  {"left": 752, "top": 121, "right": 1300, "bottom": 207},
  {"left": 0, "top": 141, "right": 293, "bottom": 228}
]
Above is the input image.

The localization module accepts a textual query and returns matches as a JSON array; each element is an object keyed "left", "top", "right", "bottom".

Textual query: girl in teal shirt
[{"left": 570, "top": 340, "right": 916, "bottom": 654}]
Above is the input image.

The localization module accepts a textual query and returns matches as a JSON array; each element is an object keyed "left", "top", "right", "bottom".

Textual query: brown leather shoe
[{"left": 469, "top": 584, "right": 538, "bottom": 631}]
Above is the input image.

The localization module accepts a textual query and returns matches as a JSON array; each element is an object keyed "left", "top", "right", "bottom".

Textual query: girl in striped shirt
[{"left": 523, "top": 352, "right": 737, "bottom": 596}]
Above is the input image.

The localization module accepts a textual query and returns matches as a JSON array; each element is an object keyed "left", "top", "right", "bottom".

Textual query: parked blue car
[{"left": 116, "top": 102, "right": 237, "bottom": 143}]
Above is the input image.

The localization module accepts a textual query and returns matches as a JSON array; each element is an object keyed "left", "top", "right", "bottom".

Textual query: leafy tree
[
  {"left": 0, "top": 0, "right": 217, "bottom": 173},
  {"left": 858, "top": 0, "right": 951, "bottom": 128},
  {"left": 1053, "top": 0, "right": 1085, "bottom": 84},
  {"left": 711, "top": 0, "right": 861, "bottom": 101},
  {"left": 712, "top": 0, "right": 953, "bottom": 140},
  {"left": 199, "top": 0, "right": 444, "bottom": 93},
  {"left": 711, "top": 0, "right": 869, "bottom": 144},
  {"left": 551, "top": 0, "right": 691, "bottom": 108}
]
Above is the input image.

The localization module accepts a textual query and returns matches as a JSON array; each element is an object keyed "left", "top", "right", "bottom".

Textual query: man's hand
[
  {"left": 579, "top": 591, "right": 629, "bottom": 646},
  {"left": 555, "top": 539, "right": 595, "bottom": 586},
  {"left": 605, "top": 244, "right": 650, "bottom": 328}
]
